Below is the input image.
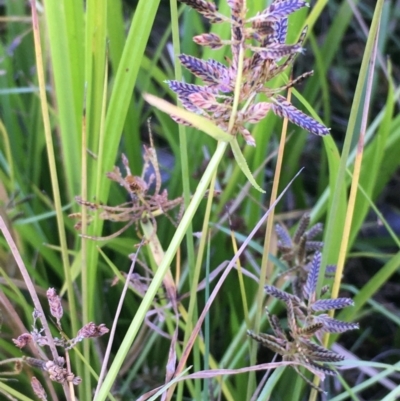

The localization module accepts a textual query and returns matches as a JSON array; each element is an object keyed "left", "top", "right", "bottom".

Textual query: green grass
[{"left": 0, "top": 0, "right": 399, "bottom": 400}]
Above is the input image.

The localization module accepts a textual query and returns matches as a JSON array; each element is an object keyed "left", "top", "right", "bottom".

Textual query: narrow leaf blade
[
  {"left": 230, "top": 138, "right": 265, "bottom": 193},
  {"left": 144, "top": 93, "right": 232, "bottom": 142}
]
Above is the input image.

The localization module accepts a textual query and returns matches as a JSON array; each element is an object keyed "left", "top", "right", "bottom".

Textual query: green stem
[
  {"left": 169, "top": 2, "right": 198, "bottom": 396},
  {"left": 174, "top": 159, "right": 218, "bottom": 400}
]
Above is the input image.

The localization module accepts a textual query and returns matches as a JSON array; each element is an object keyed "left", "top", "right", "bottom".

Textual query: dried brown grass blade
[{"left": 137, "top": 361, "right": 298, "bottom": 401}]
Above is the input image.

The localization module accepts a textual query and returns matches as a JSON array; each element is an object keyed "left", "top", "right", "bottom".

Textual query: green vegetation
[{"left": 0, "top": 0, "right": 399, "bottom": 400}]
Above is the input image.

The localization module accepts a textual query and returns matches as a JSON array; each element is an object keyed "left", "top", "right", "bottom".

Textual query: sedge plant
[{"left": 1, "top": 0, "right": 398, "bottom": 400}]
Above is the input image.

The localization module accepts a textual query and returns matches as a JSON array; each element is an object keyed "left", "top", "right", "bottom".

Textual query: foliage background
[{"left": 0, "top": 0, "right": 399, "bottom": 400}]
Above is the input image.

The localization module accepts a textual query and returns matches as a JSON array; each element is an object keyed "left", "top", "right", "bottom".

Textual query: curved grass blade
[{"left": 230, "top": 137, "right": 265, "bottom": 193}]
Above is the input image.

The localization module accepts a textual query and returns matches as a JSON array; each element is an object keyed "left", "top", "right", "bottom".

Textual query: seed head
[{"left": 46, "top": 288, "right": 63, "bottom": 326}]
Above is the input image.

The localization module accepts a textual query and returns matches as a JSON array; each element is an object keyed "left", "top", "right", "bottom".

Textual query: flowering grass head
[
  {"left": 168, "top": 0, "right": 330, "bottom": 146},
  {"left": 248, "top": 252, "right": 359, "bottom": 392}
]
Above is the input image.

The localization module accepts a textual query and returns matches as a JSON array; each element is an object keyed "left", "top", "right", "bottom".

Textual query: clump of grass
[
  {"left": 0, "top": 0, "right": 393, "bottom": 400},
  {"left": 159, "top": 0, "right": 355, "bottom": 395}
]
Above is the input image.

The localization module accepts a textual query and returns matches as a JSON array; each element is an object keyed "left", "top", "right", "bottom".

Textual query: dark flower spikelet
[
  {"left": 169, "top": 0, "right": 330, "bottom": 146},
  {"left": 275, "top": 213, "right": 325, "bottom": 297},
  {"left": 248, "top": 252, "right": 358, "bottom": 392}
]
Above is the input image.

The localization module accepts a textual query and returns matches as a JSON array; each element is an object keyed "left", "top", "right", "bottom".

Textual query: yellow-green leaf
[
  {"left": 230, "top": 138, "right": 265, "bottom": 193},
  {"left": 144, "top": 93, "right": 232, "bottom": 142}
]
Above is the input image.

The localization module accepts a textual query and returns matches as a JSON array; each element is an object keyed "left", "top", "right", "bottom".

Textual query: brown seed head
[
  {"left": 31, "top": 377, "right": 47, "bottom": 400},
  {"left": 76, "top": 322, "right": 110, "bottom": 340},
  {"left": 12, "top": 333, "right": 32, "bottom": 348},
  {"left": 46, "top": 288, "right": 63, "bottom": 324}
]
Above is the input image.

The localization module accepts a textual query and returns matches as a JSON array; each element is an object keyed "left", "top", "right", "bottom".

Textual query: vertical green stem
[
  {"left": 170, "top": 1, "right": 198, "bottom": 396},
  {"left": 203, "top": 233, "right": 211, "bottom": 401},
  {"left": 30, "top": 8, "right": 79, "bottom": 400}
]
